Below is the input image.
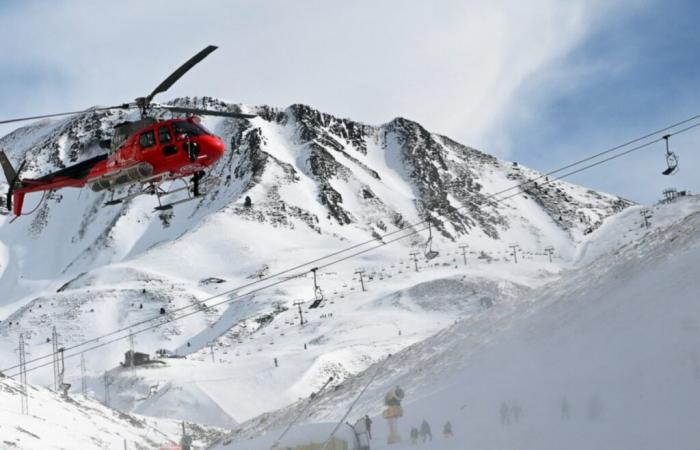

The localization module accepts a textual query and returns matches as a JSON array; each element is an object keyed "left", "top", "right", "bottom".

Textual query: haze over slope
[{"left": 217, "top": 194, "right": 700, "bottom": 450}]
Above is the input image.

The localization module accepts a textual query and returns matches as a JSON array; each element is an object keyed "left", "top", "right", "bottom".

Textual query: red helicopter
[{"left": 0, "top": 45, "right": 254, "bottom": 218}]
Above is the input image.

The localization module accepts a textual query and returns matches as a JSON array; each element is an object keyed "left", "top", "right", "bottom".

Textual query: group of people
[
  {"left": 499, "top": 401, "right": 522, "bottom": 425},
  {"left": 499, "top": 396, "right": 602, "bottom": 424},
  {"left": 409, "top": 419, "right": 453, "bottom": 444}
]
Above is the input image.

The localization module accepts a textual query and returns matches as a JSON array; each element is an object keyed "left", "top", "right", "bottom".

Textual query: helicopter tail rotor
[{"left": 0, "top": 151, "right": 27, "bottom": 214}]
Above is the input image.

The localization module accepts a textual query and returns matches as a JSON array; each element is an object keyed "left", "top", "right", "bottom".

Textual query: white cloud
[{"left": 0, "top": 0, "right": 639, "bottom": 152}]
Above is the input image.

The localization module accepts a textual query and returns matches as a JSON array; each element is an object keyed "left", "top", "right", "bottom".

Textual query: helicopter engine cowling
[{"left": 89, "top": 163, "right": 154, "bottom": 192}]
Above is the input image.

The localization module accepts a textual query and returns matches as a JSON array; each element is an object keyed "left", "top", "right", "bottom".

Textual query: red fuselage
[{"left": 11, "top": 117, "right": 225, "bottom": 215}]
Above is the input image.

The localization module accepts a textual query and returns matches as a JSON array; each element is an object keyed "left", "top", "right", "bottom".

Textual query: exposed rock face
[{"left": 0, "top": 98, "right": 631, "bottom": 271}]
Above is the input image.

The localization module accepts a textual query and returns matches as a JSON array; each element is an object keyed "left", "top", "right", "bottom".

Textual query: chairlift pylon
[{"left": 661, "top": 134, "right": 679, "bottom": 176}]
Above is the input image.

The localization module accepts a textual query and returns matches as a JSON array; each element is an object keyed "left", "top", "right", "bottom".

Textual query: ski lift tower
[
  {"left": 458, "top": 244, "right": 469, "bottom": 265},
  {"left": 509, "top": 243, "right": 520, "bottom": 264},
  {"left": 640, "top": 208, "right": 653, "bottom": 229},
  {"left": 293, "top": 300, "right": 306, "bottom": 326},
  {"left": 544, "top": 246, "right": 555, "bottom": 263},
  {"left": 662, "top": 188, "right": 678, "bottom": 204}
]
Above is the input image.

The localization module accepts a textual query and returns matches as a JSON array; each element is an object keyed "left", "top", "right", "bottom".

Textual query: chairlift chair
[
  {"left": 661, "top": 134, "right": 679, "bottom": 176},
  {"left": 424, "top": 220, "right": 440, "bottom": 260}
]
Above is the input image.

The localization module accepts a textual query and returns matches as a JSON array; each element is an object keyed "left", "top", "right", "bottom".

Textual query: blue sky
[
  {"left": 481, "top": 0, "right": 700, "bottom": 202},
  {"left": 0, "top": 0, "right": 697, "bottom": 203}
]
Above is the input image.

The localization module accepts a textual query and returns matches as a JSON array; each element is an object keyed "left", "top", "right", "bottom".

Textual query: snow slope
[
  {"left": 0, "top": 99, "right": 632, "bottom": 428},
  {"left": 0, "top": 376, "right": 226, "bottom": 449},
  {"left": 215, "top": 195, "right": 700, "bottom": 450}
]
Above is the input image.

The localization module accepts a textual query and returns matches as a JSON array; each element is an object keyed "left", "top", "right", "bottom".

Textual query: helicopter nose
[
  {"left": 203, "top": 135, "right": 225, "bottom": 162},
  {"left": 213, "top": 137, "right": 225, "bottom": 159}
]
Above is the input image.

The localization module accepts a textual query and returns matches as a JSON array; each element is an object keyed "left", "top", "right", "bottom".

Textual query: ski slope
[
  {"left": 215, "top": 195, "right": 700, "bottom": 450},
  {"left": 0, "top": 376, "right": 226, "bottom": 450}
]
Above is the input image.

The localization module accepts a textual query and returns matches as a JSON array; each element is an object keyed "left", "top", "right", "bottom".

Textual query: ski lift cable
[
  {"left": 1, "top": 225, "right": 424, "bottom": 374},
  {"left": 493, "top": 121, "right": 700, "bottom": 203},
  {"left": 272, "top": 376, "right": 335, "bottom": 448},
  {"left": 512, "top": 113, "right": 700, "bottom": 189},
  {"left": 5, "top": 227, "right": 428, "bottom": 377},
  {"left": 320, "top": 355, "right": 392, "bottom": 450},
  {"left": 3, "top": 116, "right": 700, "bottom": 375},
  {"left": 4, "top": 226, "right": 424, "bottom": 375}
]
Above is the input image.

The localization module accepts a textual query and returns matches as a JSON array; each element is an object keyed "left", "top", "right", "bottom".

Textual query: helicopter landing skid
[
  {"left": 104, "top": 184, "right": 158, "bottom": 206},
  {"left": 153, "top": 195, "right": 201, "bottom": 211},
  {"left": 103, "top": 173, "right": 216, "bottom": 212},
  {"left": 152, "top": 175, "right": 217, "bottom": 212}
]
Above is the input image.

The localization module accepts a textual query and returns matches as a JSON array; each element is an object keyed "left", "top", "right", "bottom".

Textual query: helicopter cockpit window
[
  {"left": 139, "top": 130, "right": 156, "bottom": 149},
  {"left": 158, "top": 126, "right": 173, "bottom": 144},
  {"left": 172, "top": 121, "right": 205, "bottom": 138},
  {"left": 195, "top": 122, "right": 213, "bottom": 135}
]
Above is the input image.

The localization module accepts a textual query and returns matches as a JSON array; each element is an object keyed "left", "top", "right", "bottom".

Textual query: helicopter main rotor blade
[
  {"left": 0, "top": 106, "right": 122, "bottom": 126},
  {"left": 145, "top": 45, "right": 219, "bottom": 105},
  {"left": 163, "top": 106, "right": 256, "bottom": 119}
]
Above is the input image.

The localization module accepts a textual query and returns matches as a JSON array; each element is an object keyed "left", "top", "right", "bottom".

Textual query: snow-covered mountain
[{"left": 0, "top": 98, "right": 633, "bottom": 434}]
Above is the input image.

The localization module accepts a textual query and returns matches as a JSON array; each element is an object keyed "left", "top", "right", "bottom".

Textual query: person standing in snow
[
  {"left": 419, "top": 419, "right": 432, "bottom": 442},
  {"left": 443, "top": 420, "right": 453, "bottom": 437},
  {"left": 500, "top": 402, "right": 510, "bottom": 425},
  {"left": 364, "top": 415, "right": 373, "bottom": 439},
  {"left": 410, "top": 427, "right": 419, "bottom": 444},
  {"left": 383, "top": 386, "right": 405, "bottom": 444}
]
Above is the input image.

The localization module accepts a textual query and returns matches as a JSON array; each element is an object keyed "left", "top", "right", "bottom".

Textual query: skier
[
  {"left": 443, "top": 420, "right": 453, "bottom": 438},
  {"left": 274, "top": 357, "right": 278, "bottom": 367},
  {"left": 500, "top": 402, "right": 510, "bottom": 425},
  {"left": 364, "top": 415, "right": 373, "bottom": 439},
  {"left": 419, "top": 419, "right": 432, "bottom": 442},
  {"left": 410, "top": 427, "right": 419, "bottom": 444},
  {"left": 560, "top": 395, "right": 570, "bottom": 420}
]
